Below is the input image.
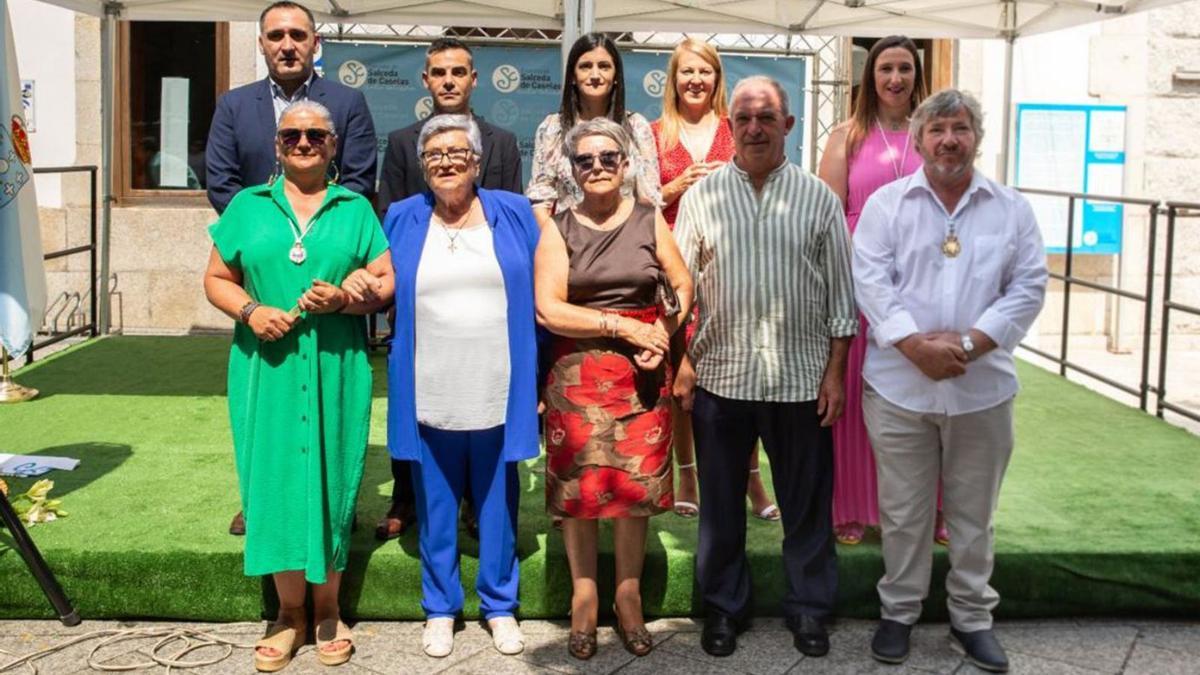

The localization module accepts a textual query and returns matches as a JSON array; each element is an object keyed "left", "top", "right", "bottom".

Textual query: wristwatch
[{"left": 960, "top": 333, "right": 976, "bottom": 360}]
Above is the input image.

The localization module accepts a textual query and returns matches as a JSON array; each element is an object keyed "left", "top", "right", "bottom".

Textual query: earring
[
  {"left": 267, "top": 160, "right": 282, "bottom": 186},
  {"left": 327, "top": 162, "right": 341, "bottom": 186}
]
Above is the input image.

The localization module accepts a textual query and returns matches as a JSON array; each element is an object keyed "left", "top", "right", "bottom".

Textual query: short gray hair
[
  {"left": 279, "top": 100, "right": 336, "bottom": 136},
  {"left": 417, "top": 114, "right": 483, "bottom": 157},
  {"left": 731, "top": 76, "right": 789, "bottom": 117},
  {"left": 910, "top": 89, "right": 985, "bottom": 148},
  {"left": 561, "top": 117, "right": 635, "bottom": 161}
]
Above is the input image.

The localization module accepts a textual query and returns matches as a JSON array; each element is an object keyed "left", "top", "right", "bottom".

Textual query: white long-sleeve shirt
[{"left": 852, "top": 168, "right": 1048, "bottom": 416}]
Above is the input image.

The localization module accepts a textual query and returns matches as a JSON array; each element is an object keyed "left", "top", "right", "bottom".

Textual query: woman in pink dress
[
  {"left": 818, "top": 35, "right": 947, "bottom": 546},
  {"left": 651, "top": 38, "right": 780, "bottom": 522}
]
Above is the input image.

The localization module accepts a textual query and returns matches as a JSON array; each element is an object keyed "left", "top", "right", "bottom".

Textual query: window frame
[{"left": 114, "top": 20, "right": 230, "bottom": 206}]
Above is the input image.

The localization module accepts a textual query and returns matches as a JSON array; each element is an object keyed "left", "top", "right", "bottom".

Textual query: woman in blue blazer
[{"left": 381, "top": 114, "right": 540, "bottom": 659}]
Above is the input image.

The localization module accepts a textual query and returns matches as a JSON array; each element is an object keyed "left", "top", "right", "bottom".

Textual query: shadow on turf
[
  {"left": 17, "top": 337, "right": 230, "bottom": 398},
  {"left": 0, "top": 442, "right": 132, "bottom": 502}
]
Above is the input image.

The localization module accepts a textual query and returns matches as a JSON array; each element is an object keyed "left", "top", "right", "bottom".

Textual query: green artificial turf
[{"left": 0, "top": 336, "right": 1197, "bottom": 621}]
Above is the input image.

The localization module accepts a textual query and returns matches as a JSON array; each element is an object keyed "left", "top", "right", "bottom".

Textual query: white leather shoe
[
  {"left": 488, "top": 616, "right": 525, "bottom": 655},
  {"left": 422, "top": 617, "right": 455, "bottom": 658}
]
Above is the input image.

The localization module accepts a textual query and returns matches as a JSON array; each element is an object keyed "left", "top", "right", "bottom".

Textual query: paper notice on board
[
  {"left": 1016, "top": 109, "right": 1087, "bottom": 249},
  {"left": 1089, "top": 110, "right": 1126, "bottom": 153},
  {"left": 159, "top": 77, "right": 190, "bottom": 188},
  {"left": 1086, "top": 163, "right": 1124, "bottom": 198}
]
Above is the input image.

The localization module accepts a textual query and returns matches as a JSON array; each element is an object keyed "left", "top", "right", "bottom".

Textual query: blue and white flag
[{"left": 0, "top": 0, "right": 45, "bottom": 359}]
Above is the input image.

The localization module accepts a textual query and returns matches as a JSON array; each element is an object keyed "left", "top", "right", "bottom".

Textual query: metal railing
[
  {"left": 22, "top": 166, "right": 100, "bottom": 366},
  {"left": 1015, "top": 187, "right": 1200, "bottom": 424}
]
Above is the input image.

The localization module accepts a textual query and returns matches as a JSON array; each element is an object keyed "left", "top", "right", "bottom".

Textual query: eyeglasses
[
  {"left": 421, "top": 147, "right": 474, "bottom": 165},
  {"left": 571, "top": 150, "right": 624, "bottom": 174},
  {"left": 277, "top": 127, "right": 331, "bottom": 148}
]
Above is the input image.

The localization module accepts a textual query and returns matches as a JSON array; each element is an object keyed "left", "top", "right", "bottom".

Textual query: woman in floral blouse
[{"left": 526, "top": 32, "right": 661, "bottom": 229}]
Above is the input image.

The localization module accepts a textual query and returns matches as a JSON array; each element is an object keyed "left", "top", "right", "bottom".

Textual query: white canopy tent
[{"left": 31, "top": 0, "right": 1191, "bottom": 333}]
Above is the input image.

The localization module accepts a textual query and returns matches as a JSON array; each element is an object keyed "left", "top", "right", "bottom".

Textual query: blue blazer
[
  {"left": 383, "top": 188, "right": 542, "bottom": 463},
  {"left": 205, "top": 76, "right": 378, "bottom": 214}
]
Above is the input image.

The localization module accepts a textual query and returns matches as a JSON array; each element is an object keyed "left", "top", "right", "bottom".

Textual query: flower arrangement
[{"left": 5, "top": 479, "right": 68, "bottom": 525}]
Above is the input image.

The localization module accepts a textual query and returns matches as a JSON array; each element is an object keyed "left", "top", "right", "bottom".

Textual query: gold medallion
[{"left": 941, "top": 234, "right": 961, "bottom": 258}]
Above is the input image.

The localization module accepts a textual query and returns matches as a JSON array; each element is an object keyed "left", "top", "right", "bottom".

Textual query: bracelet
[{"left": 238, "top": 300, "right": 260, "bottom": 324}]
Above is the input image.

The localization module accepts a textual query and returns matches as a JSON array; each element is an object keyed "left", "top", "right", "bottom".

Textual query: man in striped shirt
[{"left": 673, "top": 75, "right": 858, "bottom": 659}]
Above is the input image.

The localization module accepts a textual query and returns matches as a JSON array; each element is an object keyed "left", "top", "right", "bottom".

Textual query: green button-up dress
[{"left": 209, "top": 181, "right": 388, "bottom": 583}]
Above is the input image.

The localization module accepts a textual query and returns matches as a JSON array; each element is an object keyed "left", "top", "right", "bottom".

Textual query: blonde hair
[{"left": 658, "top": 38, "right": 728, "bottom": 153}]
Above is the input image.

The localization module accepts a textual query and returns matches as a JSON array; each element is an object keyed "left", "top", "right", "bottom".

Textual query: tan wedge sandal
[
  {"left": 315, "top": 619, "right": 354, "bottom": 666},
  {"left": 254, "top": 621, "right": 306, "bottom": 672}
]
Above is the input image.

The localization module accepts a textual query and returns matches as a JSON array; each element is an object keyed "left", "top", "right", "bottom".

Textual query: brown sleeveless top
[{"left": 555, "top": 202, "right": 660, "bottom": 309}]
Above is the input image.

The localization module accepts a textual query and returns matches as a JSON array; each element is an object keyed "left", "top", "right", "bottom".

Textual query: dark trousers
[
  {"left": 692, "top": 387, "right": 838, "bottom": 621},
  {"left": 391, "top": 459, "right": 474, "bottom": 512}
]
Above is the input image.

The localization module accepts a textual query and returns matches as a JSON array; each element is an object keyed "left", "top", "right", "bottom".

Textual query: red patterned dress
[
  {"left": 544, "top": 203, "right": 674, "bottom": 519},
  {"left": 651, "top": 116, "right": 735, "bottom": 228}
]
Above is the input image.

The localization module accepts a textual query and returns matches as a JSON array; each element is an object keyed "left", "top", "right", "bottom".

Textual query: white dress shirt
[
  {"left": 414, "top": 221, "right": 511, "bottom": 430},
  {"left": 270, "top": 72, "right": 314, "bottom": 125},
  {"left": 852, "top": 168, "right": 1048, "bottom": 415}
]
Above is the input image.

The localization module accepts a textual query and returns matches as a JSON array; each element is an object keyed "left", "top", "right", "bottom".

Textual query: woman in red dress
[
  {"left": 536, "top": 118, "right": 693, "bottom": 660},
  {"left": 652, "top": 38, "right": 779, "bottom": 521}
]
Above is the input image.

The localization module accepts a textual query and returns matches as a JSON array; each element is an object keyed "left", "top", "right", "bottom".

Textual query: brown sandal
[
  {"left": 612, "top": 604, "right": 653, "bottom": 656},
  {"left": 254, "top": 621, "right": 306, "bottom": 672},
  {"left": 374, "top": 506, "right": 415, "bottom": 541},
  {"left": 568, "top": 630, "right": 597, "bottom": 660},
  {"left": 315, "top": 619, "right": 353, "bottom": 666}
]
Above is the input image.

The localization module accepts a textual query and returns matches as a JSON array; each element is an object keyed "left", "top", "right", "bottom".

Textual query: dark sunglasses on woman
[
  {"left": 277, "top": 127, "right": 332, "bottom": 148},
  {"left": 571, "top": 150, "right": 624, "bottom": 174}
]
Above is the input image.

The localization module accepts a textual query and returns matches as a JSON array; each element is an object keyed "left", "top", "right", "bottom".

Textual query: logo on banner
[
  {"left": 493, "top": 65, "right": 521, "bottom": 93},
  {"left": 415, "top": 97, "right": 434, "bottom": 120},
  {"left": 338, "top": 60, "right": 368, "bottom": 89},
  {"left": 643, "top": 70, "right": 667, "bottom": 98},
  {"left": 0, "top": 116, "right": 31, "bottom": 207},
  {"left": 490, "top": 99, "right": 520, "bottom": 127}
]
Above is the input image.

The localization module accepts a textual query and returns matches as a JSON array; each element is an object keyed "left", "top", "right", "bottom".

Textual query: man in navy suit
[
  {"left": 205, "top": 0, "right": 377, "bottom": 215},
  {"left": 373, "top": 37, "right": 523, "bottom": 542},
  {"left": 208, "top": 1, "right": 377, "bottom": 536}
]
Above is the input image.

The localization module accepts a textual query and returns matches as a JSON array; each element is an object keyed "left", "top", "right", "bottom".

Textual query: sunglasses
[
  {"left": 277, "top": 127, "right": 332, "bottom": 148},
  {"left": 571, "top": 150, "right": 624, "bottom": 174}
]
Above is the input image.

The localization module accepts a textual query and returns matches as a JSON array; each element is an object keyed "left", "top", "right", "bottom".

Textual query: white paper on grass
[
  {"left": 0, "top": 453, "right": 80, "bottom": 477},
  {"left": 159, "top": 76, "right": 190, "bottom": 188}
]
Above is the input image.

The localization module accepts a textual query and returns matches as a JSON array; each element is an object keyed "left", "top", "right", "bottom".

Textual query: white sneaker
[
  {"left": 422, "top": 617, "right": 455, "bottom": 658},
  {"left": 488, "top": 616, "right": 525, "bottom": 655}
]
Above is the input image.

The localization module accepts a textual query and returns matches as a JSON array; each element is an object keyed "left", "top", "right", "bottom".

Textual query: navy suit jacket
[
  {"left": 205, "top": 75, "right": 378, "bottom": 214},
  {"left": 375, "top": 114, "right": 522, "bottom": 217}
]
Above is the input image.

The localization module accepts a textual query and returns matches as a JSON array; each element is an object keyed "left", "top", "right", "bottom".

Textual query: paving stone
[
  {"left": 826, "top": 622, "right": 965, "bottom": 673},
  {"left": 786, "top": 648, "right": 937, "bottom": 674},
  {"left": 655, "top": 625, "right": 801, "bottom": 674},
  {"left": 1123, "top": 641, "right": 1200, "bottom": 675},
  {"left": 615, "top": 647, "right": 748, "bottom": 675},
  {"left": 996, "top": 622, "right": 1137, "bottom": 672},
  {"left": 956, "top": 650, "right": 1101, "bottom": 675},
  {"left": 439, "top": 648, "right": 567, "bottom": 674},
  {"left": 1133, "top": 621, "right": 1200, "bottom": 655}
]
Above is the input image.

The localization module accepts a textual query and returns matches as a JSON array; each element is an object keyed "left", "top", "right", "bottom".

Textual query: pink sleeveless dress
[{"left": 834, "top": 125, "right": 922, "bottom": 529}]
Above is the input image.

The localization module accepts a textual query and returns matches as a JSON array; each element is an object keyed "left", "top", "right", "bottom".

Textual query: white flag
[{"left": 0, "top": 0, "right": 45, "bottom": 359}]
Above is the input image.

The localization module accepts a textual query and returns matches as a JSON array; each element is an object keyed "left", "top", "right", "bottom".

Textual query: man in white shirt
[{"left": 852, "top": 89, "right": 1047, "bottom": 673}]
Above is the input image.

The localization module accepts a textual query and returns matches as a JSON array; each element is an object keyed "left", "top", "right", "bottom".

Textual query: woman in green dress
[{"left": 203, "top": 100, "right": 393, "bottom": 672}]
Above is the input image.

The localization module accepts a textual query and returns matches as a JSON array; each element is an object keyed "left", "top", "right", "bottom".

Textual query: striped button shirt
[{"left": 674, "top": 160, "right": 858, "bottom": 402}]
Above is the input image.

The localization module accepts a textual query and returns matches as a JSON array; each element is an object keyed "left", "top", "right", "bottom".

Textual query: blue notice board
[
  {"left": 320, "top": 42, "right": 806, "bottom": 188},
  {"left": 1014, "top": 103, "right": 1126, "bottom": 255}
]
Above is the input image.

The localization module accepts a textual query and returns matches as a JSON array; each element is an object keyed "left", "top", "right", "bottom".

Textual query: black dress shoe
[
  {"left": 785, "top": 615, "right": 829, "bottom": 657},
  {"left": 229, "top": 511, "right": 245, "bottom": 536},
  {"left": 950, "top": 627, "right": 1009, "bottom": 673},
  {"left": 871, "top": 619, "right": 912, "bottom": 664},
  {"left": 701, "top": 612, "right": 739, "bottom": 657}
]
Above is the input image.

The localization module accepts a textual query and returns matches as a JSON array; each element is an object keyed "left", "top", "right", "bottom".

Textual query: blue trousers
[{"left": 412, "top": 424, "right": 520, "bottom": 619}]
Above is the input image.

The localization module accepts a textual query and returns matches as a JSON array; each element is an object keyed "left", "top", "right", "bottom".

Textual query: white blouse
[{"left": 414, "top": 221, "right": 511, "bottom": 430}]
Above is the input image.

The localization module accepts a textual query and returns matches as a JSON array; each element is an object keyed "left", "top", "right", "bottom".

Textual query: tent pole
[
  {"left": 998, "top": 34, "right": 1014, "bottom": 185},
  {"left": 98, "top": 7, "right": 115, "bottom": 334},
  {"left": 562, "top": 0, "right": 578, "bottom": 72}
]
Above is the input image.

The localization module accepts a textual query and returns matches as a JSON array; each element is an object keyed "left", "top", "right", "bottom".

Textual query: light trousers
[{"left": 863, "top": 387, "right": 1013, "bottom": 631}]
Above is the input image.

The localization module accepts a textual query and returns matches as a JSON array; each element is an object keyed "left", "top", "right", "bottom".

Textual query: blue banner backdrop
[{"left": 321, "top": 42, "right": 806, "bottom": 188}]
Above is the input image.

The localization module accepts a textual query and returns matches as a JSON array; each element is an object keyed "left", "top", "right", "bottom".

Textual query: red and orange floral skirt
[{"left": 544, "top": 306, "right": 674, "bottom": 519}]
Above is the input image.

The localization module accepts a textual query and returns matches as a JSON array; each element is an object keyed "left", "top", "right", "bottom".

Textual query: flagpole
[{"left": 0, "top": 345, "right": 38, "bottom": 403}]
